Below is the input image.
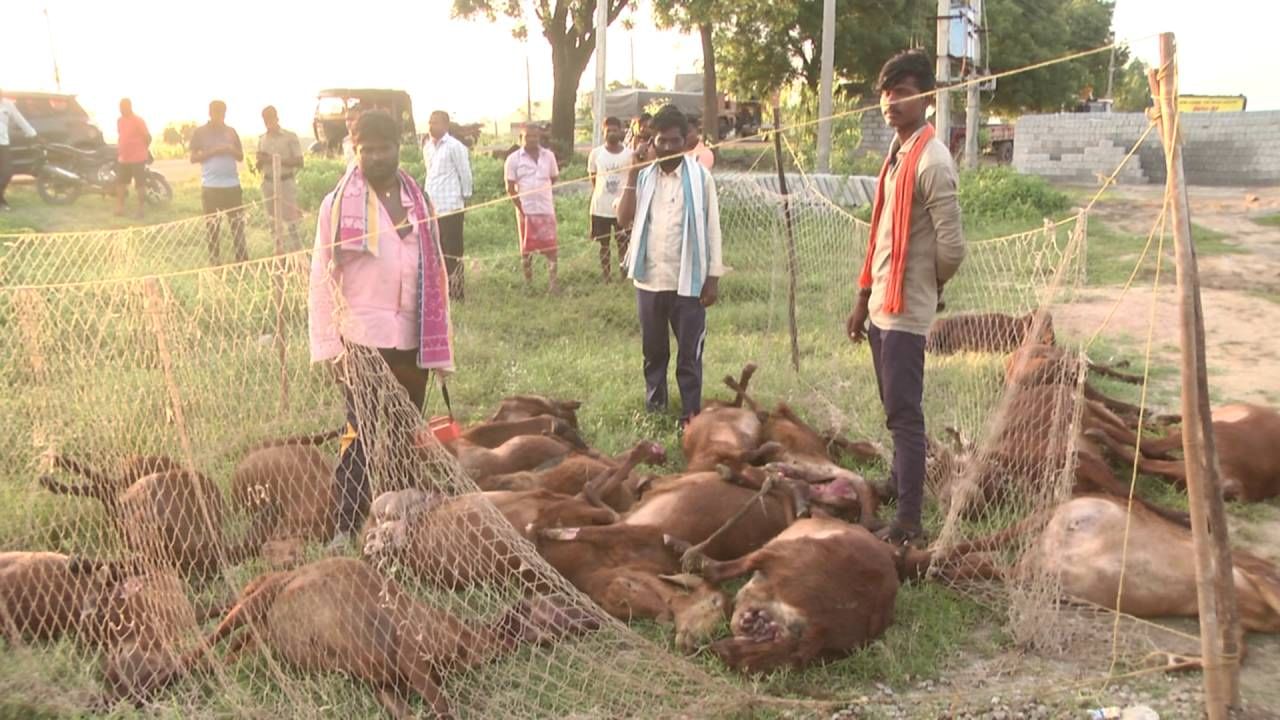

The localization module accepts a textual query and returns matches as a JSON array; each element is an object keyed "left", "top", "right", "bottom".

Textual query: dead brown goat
[
  {"left": 40, "top": 454, "right": 275, "bottom": 577},
  {"left": 682, "top": 517, "right": 899, "bottom": 674},
  {"left": 362, "top": 488, "right": 616, "bottom": 590},
  {"left": 926, "top": 310, "right": 1055, "bottom": 355},
  {"left": 478, "top": 440, "right": 667, "bottom": 512},
  {"left": 188, "top": 557, "right": 596, "bottom": 719},
  {"left": 0, "top": 551, "right": 118, "bottom": 643},
  {"left": 1092, "top": 403, "right": 1280, "bottom": 502},
  {"left": 536, "top": 523, "right": 729, "bottom": 651},
  {"left": 905, "top": 495, "right": 1280, "bottom": 633}
]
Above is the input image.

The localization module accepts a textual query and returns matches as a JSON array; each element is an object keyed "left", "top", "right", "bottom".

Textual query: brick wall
[{"left": 1012, "top": 111, "right": 1280, "bottom": 186}]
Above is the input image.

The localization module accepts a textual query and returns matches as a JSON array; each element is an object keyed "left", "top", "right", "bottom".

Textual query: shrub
[{"left": 957, "top": 166, "right": 1071, "bottom": 222}]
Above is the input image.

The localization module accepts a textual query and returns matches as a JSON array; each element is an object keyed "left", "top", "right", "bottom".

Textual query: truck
[
  {"left": 311, "top": 89, "right": 483, "bottom": 156},
  {"left": 601, "top": 87, "right": 762, "bottom": 138}
]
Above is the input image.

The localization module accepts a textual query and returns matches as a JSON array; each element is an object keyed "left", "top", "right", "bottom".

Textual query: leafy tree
[
  {"left": 982, "top": 0, "right": 1117, "bottom": 113},
  {"left": 706, "top": 0, "right": 1118, "bottom": 116},
  {"left": 1111, "top": 58, "right": 1153, "bottom": 112},
  {"left": 653, "top": 1, "right": 721, "bottom": 141},
  {"left": 452, "top": 0, "right": 632, "bottom": 154}
]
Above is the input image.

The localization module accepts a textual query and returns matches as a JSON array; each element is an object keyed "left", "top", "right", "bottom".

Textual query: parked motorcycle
[{"left": 35, "top": 143, "right": 173, "bottom": 207}]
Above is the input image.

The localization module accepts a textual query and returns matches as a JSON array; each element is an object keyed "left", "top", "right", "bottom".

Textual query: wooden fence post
[
  {"left": 143, "top": 277, "right": 195, "bottom": 465},
  {"left": 1150, "top": 31, "right": 1242, "bottom": 717},
  {"left": 770, "top": 104, "right": 801, "bottom": 373},
  {"left": 271, "top": 154, "right": 290, "bottom": 413}
]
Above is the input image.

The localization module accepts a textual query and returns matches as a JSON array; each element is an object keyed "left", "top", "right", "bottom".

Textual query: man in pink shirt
[
  {"left": 309, "top": 110, "right": 453, "bottom": 548},
  {"left": 685, "top": 115, "right": 715, "bottom": 171},
  {"left": 115, "top": 98, "right": 150, "bottom": 219},
  {"left": 504, "top": 122, "right": 560, "bottom": 293}
]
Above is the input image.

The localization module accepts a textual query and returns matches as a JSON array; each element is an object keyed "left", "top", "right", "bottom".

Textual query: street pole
[
  {"left": 816, "top": 0, "right": 836, "bottom": 173},
  {"left": 593, "top": 0, "right": 608, "bottom": 148},
  {"left": 963, "top": 0, "right": 981, "bottom": 169},
  {"left": 934, "top": 0, "right": 952, "bottom": 146},
  {"left": 43, "top": 7, "right": 62, "bottom": 92},
  {"left": 1106, "top": 43, "right": 1117, "bottom": 99},
  {"left": 525, "top": 43, "right": 533, "bottom": 122}
]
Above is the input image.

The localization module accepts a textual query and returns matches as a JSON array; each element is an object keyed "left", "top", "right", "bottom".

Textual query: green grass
[
  {"left": 1252, "top": 211, "right": 1280, "bottom": 227},
  {"left": 1083, "top": 218, "right": 1243, "bottom": 288}
]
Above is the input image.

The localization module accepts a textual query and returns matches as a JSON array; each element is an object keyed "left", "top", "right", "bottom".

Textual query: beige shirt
[
  {"left": 258, "top": 129, "right": 303, "bottom": 181},
  {"left": 867, "top": 126, "right": 966, "bottom": 336},
  {"left": 634, "top": 163, "right": 726, "bottom": 293}
]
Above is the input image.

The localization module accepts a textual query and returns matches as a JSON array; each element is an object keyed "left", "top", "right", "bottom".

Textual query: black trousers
[
  {"left": 201, "top": 186, "right": 248, "bottom": 264},
  {"left": 0, "top": 145, "right": 12, "bottom": 204},
  {"left": 590, "top": 214, "right": 628, "bottom": 276},
  {"left": 868, "top": 323, "right": 927, "bottom": 528},
  {"left": 637, "top": 288, "right": 706, "bottom": 420},
  {"left": 334, "top": 347, "right": 431, "bottom": 534},
  {"left": 438, "top": 211, "right": 465, "bottom": 300}
]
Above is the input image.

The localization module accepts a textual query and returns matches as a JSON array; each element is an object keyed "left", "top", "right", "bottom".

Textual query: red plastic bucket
[{"left": 428, "top": 415, "right": 462, "bottom": 443}]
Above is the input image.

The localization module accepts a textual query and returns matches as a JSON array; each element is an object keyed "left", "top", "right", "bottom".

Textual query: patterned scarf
[{"left": 330, "top": 164, "right": 454, "bottom": 370}]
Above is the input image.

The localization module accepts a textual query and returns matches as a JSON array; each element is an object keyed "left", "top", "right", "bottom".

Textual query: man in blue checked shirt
[{"left": 422, "top": 110, "right": 474, "bottom": 301}]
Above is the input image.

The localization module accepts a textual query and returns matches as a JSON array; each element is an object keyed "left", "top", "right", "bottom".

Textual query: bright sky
[{"left": 2, "top": 0, "right": 1275, "bottom": 142}]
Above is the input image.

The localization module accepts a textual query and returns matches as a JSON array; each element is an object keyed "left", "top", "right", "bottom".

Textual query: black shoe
[{"left": 875, "top": 522, "right": 925, "bottom": 547}]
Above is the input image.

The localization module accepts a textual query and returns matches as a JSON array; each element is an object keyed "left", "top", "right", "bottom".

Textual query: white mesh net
[{"left": 0, "top": 133, "right": 1242, "bottom": 717}]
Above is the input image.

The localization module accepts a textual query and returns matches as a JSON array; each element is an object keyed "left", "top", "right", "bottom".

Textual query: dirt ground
[{"left": 1056, "top": 185, "right": 1280, "bottom": 407}]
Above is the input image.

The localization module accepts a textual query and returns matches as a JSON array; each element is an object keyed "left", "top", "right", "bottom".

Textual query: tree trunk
[
  {"left": 550, "top": 43, "right": 592, "bottom": 159},
  {"left": 700, "top": 23, "right": 719, "bottom": 144}
]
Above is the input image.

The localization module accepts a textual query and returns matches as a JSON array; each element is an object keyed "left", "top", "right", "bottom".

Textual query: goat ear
[{"left": 658, "top": 573, "right": 705, "bottom": 591}]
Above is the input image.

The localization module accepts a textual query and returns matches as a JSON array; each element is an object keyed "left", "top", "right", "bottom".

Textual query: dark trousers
[
  {"left": 590, "top": 214, "right": 628, "bottom": 278},
  {"left": 202, "top": 186, "right": 248, "bottom": 264},
  {"left": 0, "top": 145, "right": 11, "bottom": 204},
  {"left": 334, "top": 347, "right": 431, "bottom": 534},
  {"left": 637, "top": 289, "right": 706, "bottom": 420},
  {"left": 868, "top": 324, "right": 928, "bottom": 528},
  {"left": 438, "top": 211, "right": 465, "bottom": 300}
]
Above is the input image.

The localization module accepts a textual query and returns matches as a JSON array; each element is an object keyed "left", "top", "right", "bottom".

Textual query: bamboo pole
[
  {"left": 271, "top": 154, "right": 290, "bottom": 413},
  {"left": 143, "top": 278, "right": 195, "bottom": 465},
  {"left": 1150, "top": 32, "right": 1241, "bottom": 716},
  {"left": 770, "top": 104, "right": 801, "bottom": 372}
]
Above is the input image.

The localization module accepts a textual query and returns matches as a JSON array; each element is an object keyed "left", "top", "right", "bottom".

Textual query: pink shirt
[
  {"left": 309, "top": 185, "right": 428, "bottom": 362},
  {"left": 117, "top": 114, "right": 150, "bottom": 164},
  {"left": 689, "top": 142, "right": 714, "bottom": 170},
  {"left": 504, "top": 146, "right": 559, "bottom": 216}
]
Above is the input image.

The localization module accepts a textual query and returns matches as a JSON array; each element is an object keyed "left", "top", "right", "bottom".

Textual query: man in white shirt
[
  {"left": 0, "top": 90, "right": 39, "bottom": 211},
  {"left": 423, "top": 110, "right": 474, "bottom": 300},
  {"left": 617, "top": 105, "right": 725, "bottom": 428},
  {"left": 586, "top": 116, "right": 632, "bottom": 281}
]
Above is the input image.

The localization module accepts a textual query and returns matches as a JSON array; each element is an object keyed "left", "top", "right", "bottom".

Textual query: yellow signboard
[{"left": 1178, "top": 95, "right": 1247, "bottom": 113}]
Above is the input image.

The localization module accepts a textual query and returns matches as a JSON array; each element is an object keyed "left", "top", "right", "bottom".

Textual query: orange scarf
[{"left": 858, "top": 123, "right": 935, "bottom": 314}]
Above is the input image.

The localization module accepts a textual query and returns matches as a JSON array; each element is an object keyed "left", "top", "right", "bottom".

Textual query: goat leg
[{"left": 1086, "top": 360, "right": 1145, "bottom": 384}]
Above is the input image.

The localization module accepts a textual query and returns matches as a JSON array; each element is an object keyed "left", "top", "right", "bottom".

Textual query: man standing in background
[
  {"left": 505, "top": 122, "right": 560, "bottom": 294},
  {"left": 114, "top": 99, "right": 151, "bottom": 219},
  {"left": 190, "top": 100, "right": 247, "bottom": 264},
  {"left": 0, "top": 89, "right": 38, "bottom": 211},
  {"left": 617, "top": 105, "right": 725, "bottom": 430},
  {"left": 586, "top": 115, "right": 631, "bottom": 281},
  {"left": 422, "top": 110, "right": 473, "bottom": 300},
  {"left": 685, "top": 115, "right": 714, "bottom": 171},
  {"left": 257, "top": 105, "right": 305, "bottom": 251}
]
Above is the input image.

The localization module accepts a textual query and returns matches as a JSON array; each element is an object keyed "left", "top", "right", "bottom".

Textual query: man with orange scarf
[{"left": 847, "top": 50, "right": 966, "bottom": 545}]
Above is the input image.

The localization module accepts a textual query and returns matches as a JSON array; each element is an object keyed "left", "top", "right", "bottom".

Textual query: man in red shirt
[{"left": 115, "top": 98, "right": 150, "bottom": 219}]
